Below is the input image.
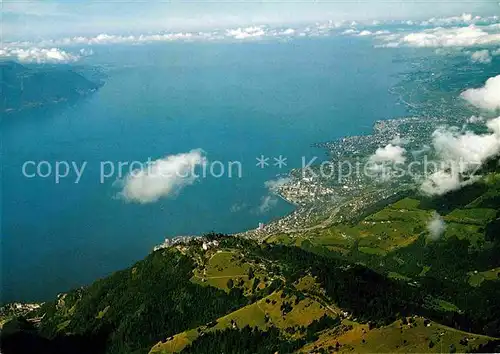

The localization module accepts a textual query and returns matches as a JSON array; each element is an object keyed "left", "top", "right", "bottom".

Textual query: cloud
[
  {"left": 0, "top": 47, "right": 79, "bottom": 63},
  {"left": 467, "top": 115, "right": 485, "bottom": 124},
  {"left": 420, "top": 117, "right": 500, "bottom": 195},
  {"left": 419, "top": 13, "right": 488, "bottom": 27},
  {"left": 257, "top": 195, "right": 278, "bottom": 214},
  {"left": 432, "top": 124, "right": 500, "bottom": 171},
  {"left": 379, "top": 25, "right": 500, "bottom": 48},
  {"left": 358, "top": 30, "right": 372, "bottom": 36},
  {"left": 230, "top": 203, "right": 247, "bottom": 213},
  {"left": 226, "top": 26, "right": 266, "bottom": 39},
  {"left": 469, "top": 49, "right": 492, "bottom": 63},
  {"left": 255, "top": 177, "right": 291, "bottom": 214},
  {"left": 427, "top": 212, "right": 446, "bottom": 240},
  {"left": 342, "top": 28, "right": 390, "bottom": 37},
  {"left": 369, "top": 144, "right": 407, "bottom": 164},
  {"left": 461, "top": 75, "right": 500, "bottom": 111},
  {"left": 117, "top": 149, "right": 206, "bottom": 203},
  {"left": 3, "top": 25, "right": 302, "bottom": 50},
  {"left": 341, "top": 29, "right": 358, "bottom": 35},
  {"left": 367, "top": 144, "right": 407, "bottom": 182},
  {"left": 420, "top": 169, "right": 474, "bottom": 196},
  {"left": 264, "top": 177, "right": 292, "bottom": 193}
]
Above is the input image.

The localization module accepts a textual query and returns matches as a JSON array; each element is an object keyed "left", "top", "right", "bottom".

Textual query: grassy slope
[
  {"left": 299, "top": 317, "right": 495, "bottom": 353},
  {"left": 150, "top": 251, "right": 336, "bottom": 353},
  {"left": 150, "top": 289, "right": 332, "bottom": 354},
  {"left": 8, "top": 174, "right": 499, "bottom": 354},
  {"left": 267, "top": 174, "right": 500, "bottom": 285}
]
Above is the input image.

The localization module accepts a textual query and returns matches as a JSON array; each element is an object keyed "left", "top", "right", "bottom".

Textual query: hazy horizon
[{"left": 3, "top": 0, "right": 499, "bottom": 40}]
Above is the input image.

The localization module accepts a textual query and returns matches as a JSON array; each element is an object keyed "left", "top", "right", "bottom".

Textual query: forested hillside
[{"left": 2, "top": 172, "right": 500, "bottom": 354}]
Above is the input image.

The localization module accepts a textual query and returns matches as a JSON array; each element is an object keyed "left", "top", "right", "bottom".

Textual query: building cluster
[
  {"left": 0, "top": 302, "right": 42, "bottom": 323},
  {"left": 153, "top": 235, "right": 221, "bottom": 252},
  {"left": 202, "top": 240, "right": 219, "bottom": 251},
  {"left": 153, "top": 235, "right": 199, "bottom": 251}
]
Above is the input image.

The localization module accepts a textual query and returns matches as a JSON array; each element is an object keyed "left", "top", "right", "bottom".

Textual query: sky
[{"left": 2, "top": 0, "right": 499, "bottom": 40}]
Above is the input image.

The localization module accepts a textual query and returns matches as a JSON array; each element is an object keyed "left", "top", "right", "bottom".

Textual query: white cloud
[
  {"left": 367, "top": 144, "right": 407, "bottom": 182},
  {"left": 426, "top": 212, "right": 446, "bottom": 240},
  {"left": 432, "top": 125, "right": 500, "bottom": 171},
  {"left": 0, "top": 47, "right": 79, "bottom": 63},
  {"left": 225, "top": 26, "right": 266, "bottom": 39},
  {"left": 358, "top": 30, "right": 372, "bottom": 36},
  {"left": 230, "top": 203, "right": 247, "bottom": 213},
  {"left": 264, "top": 177, "right": 291, "bottom": 193},
  {"left": 420, "top": 169, "right": 465, "bottom": 196},
  {"left": 257, "top": 195, "right": 278, "bottom": 214},
  {"left": 469, "top": 49, "right": 492, "bottom": 63},
  {"left": 379, "top": 25, "right": 500, "bottom": 48},
  {"left": 467, "top": 115, "right": 485, "bottom": 124},
  {"left": 342, "top": 28, "right": 390, "bottom": 37},
  {"left": 50, "top": 32, "right": 196, "bottom": 46},
  {"left": 341, "top": 28, "right": 358, "bottom": 35},
  {"left": 461, "top": 75, "right": 500, "bottom": 111},
  {"left": 2, "top": 24, "right": 306, "bottom": 51},
  {"left": 420, "top": 13, "right": 482, "bottom": 27},
  {"left": 369, "top": 144, "right": 407, "bottom": 164},
  {"left": 420, "top": 117, "right": 500, "bottom": 195},
  {"left": 117, "top": 149, "right": 206, "bottom": 204},
  {"left": 255, "top": 177, "right": 291, "bottom": 214}
]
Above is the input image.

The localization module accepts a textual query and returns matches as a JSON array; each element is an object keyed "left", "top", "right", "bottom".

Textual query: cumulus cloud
[
  {"left": 0, "top": 47, "right": 79, "bottom": 63},
  {"left": 427, "top": 212, "right": 446, "bottom": 240},
  {"left": 341, "top": 28, "right": 359, "bottom": 36},
  {"left": 358, "top": 30, "right": 372, "bottom": 37},
  {"left": 420, "top": 169, "right": 473, "bottom": 196},
  {"left": 379, "top": 25, "right": 500, "bottom": 48},
  {"left": 469, "top": 49, "right": 492, "bottom": 63},
  {"left": 461, "top": 75, "right": 500, "bottom": 111},
  {"left": 118, "top": 149, "right": 206, "bottom": 203},
  {"left": 367, "top": 144, "right": 407, "bottom": 182},
  {"left": 225, "top": 26, "right": 266, "bottom": 39},
  {"left": 342, "top": 28, "right": 390, "bottom": 37},
  {"left": 341, "top": 29, "right": 358, "bottom": 35},
  {"left": 433, "top": 124, "right": 500, "bottom": 171},
  {"left": 420, "top": 117, "right": 500, "bottom": 195},
  {"left": 369, "top": 144, "right": 407, "bottom": 164},
  {"left": 420, "top": 13, "right": 485, "bottom": 27}
]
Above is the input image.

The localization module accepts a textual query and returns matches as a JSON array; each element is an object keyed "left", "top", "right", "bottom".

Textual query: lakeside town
[{"left": 151, "top": 112, "right": 473, "bottom": 245}]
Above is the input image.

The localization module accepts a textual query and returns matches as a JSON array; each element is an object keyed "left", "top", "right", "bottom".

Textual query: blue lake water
[{"left": 2, "top": 37, "right": 409, "bottom": 302}]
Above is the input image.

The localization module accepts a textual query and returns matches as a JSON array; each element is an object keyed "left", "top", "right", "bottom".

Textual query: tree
[{"left": 248, "top": 268, "right": 255, "bottom": 280}]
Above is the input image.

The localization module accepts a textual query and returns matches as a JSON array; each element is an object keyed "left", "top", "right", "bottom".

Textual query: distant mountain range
[{"left": 1, "top": 61, "right": 104, "bottom": 113}]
